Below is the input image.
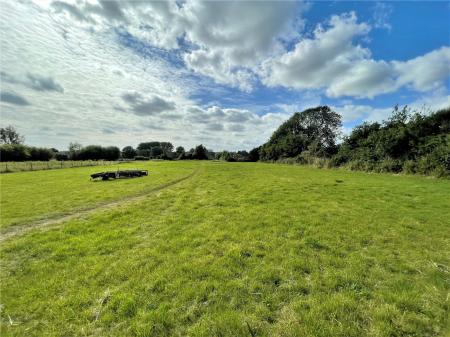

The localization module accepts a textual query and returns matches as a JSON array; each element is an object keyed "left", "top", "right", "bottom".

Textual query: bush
[
  {"left": 73, "top": 145, "right": 120, "bottom": 160},
  {"left": 379, "top": 158, "right": 403, "bottom": 173},
  {"left": 0, "top": 144, "right": 29, "bottom": 161},
  {"left": 103, "top": 146, "right": 121, "bottom": 160},
  {"left": 326, "top": 106, "right": 450, "bottom": 177},
  {"left": 347, "top": 160, "right": 376, "bottom": 172},
  {"left": 402, "top": 160, "right": 416, "bottom": 174},
  {"left": 29, "top": 147, "right": 54, "bottom": 161},
  {"left": 55, "top": 152, "right": 69, "bottom": 161}
]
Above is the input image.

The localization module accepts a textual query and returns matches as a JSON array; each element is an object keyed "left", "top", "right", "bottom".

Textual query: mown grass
[
  {"left": 1, "top": 162, "right": 449, "bottom": 336},
  {"left": 0, "top": 161, "right": 196, "bottom": 228},
  {"left": 0, "top": 160, "right": 119, "bottom": 173}
]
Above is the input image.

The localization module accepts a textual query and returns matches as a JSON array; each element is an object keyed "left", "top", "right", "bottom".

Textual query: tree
[
  {"left": 68, "top": 142, "right": 82, "bottom": 159},
  {"left": 150, "top": 147, "right": 162, "bottom": 158},
  {"left": 249, "top": 146, "right": 261, "bottom": 162},
  {"left": 137, "top": 142, "right": 161, "bottom": 151},
  {"left": 122, "top": 146, "right": 137, "bottom": 159},
  {"left": 76, "top": 145, "right": 120, "bottom": 160},
  {"left": 0, "top": 144, "right": 29, "bottom": 161},
  {"left": 176, "top": 146, "right": 185, "bottom": 155},
  {"left": 0, "top": 125, "right": 24, "bottom": 144},
  {"left": 77, "top": 145, "right": 103, "bottom": 160},
  {"left": 260, "top": 106, "right": 342, "bottom": 161},
  {"left": 103, "top": 146, "right": 121, "bottom": 160},
  {"left": 160, "top": 142, "right": 174, "bottom": 158},
  {"left": 55, "top": 152, "right": 69, "bottom": 161},
  {"left": 29, "top": 147, "right": 54, "bottom": 161},
  {"left": 330, "top": 106, "right": 450, "bottom": 176},
  {"left": 175, "top": 146, "right": 185, "bottom": 159},
  {"left": 192, "top": 144, "right": 208, "bottom": 160},
  {"left": 385, "top": 105, "right": 410, "bottom": 127},
  {"left": 137, "top": 141, "right": 173, "bottom": 159}
]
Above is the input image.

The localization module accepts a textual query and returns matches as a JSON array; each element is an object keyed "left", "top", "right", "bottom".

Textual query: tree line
[
  {"left": 255, "top": 105, "right": 449, "bottom": 177},
  {"left": 0, "top": 128, "right": 219, "bottom": 162},
  {"left": 1, "top": 104, "right": 448, "bottom": 176}
]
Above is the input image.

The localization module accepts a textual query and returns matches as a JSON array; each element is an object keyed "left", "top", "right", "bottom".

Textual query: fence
[{"left": 0, "top": 160, "right": 119, "bottom": 173}]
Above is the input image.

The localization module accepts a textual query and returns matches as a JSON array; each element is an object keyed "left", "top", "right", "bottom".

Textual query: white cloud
[
  {"left": 1, "top": 1, "right": 448, "bottom": 151},
  {"left": 333, "top": 92, "right": 450, "bottom": 125},
  {"left": 0, "top": 0, "right": 292, "bottom": 150},
  {"left": 180, "top": 1, "right": 303, "bottom": 90},
  {"left": 263, "top": 12, "right": 372, "bottom": 92},
  {"left": 45, "top": 0, "right": 305, "bottom": 91},
  {"left": 263, "top": 12, "right": 450, "bottom": 98},
  {"left": 372, "top": 2, "right": 393, "bottom": 31},
  {"left": 393, "top": 47, "right": 450, "bottom": 92},
  {"left": 38, "top": 2, "right": 450, "bottom": 97}
]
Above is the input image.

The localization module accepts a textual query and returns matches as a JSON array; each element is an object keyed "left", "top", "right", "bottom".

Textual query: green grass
[
  {"left": 0, "top": 160, "right": 119, "bottom": 173},
  {"left": 0, "top": 161, "right": 196, "bottom": 228},
  {"left": 1, "top": 162, "right": 449, "bottom": 336}
]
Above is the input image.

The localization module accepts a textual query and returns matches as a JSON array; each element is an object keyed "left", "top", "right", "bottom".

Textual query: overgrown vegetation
[
  {"left": 333, "top": 106, "right": 450, "bottom": 176},
  {"left": 257, "top": 105, "right": 449, "bottom": 177},
  {"left": 1, "top": 162, "right": 449, "bottom": 336}
]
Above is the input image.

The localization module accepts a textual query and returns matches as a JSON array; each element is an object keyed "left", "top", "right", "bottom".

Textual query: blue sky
[{"left": 1, "top": 1, "right": 449, "bottom": 150}]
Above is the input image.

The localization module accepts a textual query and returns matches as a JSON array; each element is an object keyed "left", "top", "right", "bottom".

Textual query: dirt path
[{"left": 0, "top": 171, "right": 197, "bottom": 243}]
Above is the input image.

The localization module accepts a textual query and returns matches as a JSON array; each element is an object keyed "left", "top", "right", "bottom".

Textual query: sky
[{"left": 0, "top": 0, "right": 449, "bottom": 151}]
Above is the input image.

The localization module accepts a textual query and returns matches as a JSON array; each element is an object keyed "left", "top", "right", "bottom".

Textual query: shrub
[
  {"left": 29, "top": 147, "right": 54, "bottom": 161},
  {"left": 402, "top": 160, "right": 416, "bottom": 174},
  {"left": 0, "top": 144, "right": 30, "bottom": 161},
  {"left": 103, "top": 146, "right": 121, "bottom": 160},
  {"left": 55, "top": 152, "right": 69, "bottom": 161},
  {"left": 379, "top": 158, "right": 403, "bottom": 173}
]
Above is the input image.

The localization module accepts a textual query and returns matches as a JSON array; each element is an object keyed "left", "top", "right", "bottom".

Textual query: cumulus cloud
[
  {"left": 51, "top": 1, "right": 90, "bottom": 22},
  {"left": 333, "top": 92, "right": 450, "bottom": 126},
  {"left": 393, "top": 47, "right": 450, "bottom": 92},
  {"left": 121, "top": 92, "right": 176, "bottom": 116},
  {"left": 47, "top": 0, "right": 303, "bottom": 91},
  {"left": 0, "top": 91, "right": 30, "bottom": 105},
  {"left": 263, "top": 12, "right": 450, "bottom": 98},
  {"left": 43, "top": 2, "right": 449, "bottom": 97},
  {"left": 180, "top": 1, "right": 302, "bottom": 91},
  {"left": 263, "top": 12, "right": 371, "bottom": 90},
  {"left": 1, "top": 1, "right": 448, "bottom": 151}
]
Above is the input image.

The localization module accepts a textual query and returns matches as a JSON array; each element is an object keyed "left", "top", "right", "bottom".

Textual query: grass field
[
  {"left": 0, "top": 161, "right": 449, "bottom": 336},
  {"left": 0, "top": 160, "right": 120, "bottom": 173}
]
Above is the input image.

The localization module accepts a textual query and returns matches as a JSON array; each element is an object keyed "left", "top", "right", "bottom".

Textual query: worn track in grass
[{"left": 0, "top": 170, "right": 198, "bottom": 243}]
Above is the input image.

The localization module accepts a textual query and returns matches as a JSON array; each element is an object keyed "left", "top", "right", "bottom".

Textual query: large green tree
[
  {"left": 122, "top": 146, "right": 137, "bottom": 159},
  {"left": 260, "top": 106, "right": 341, "bottom": 161},
  {"left": 192, "top": 144, "right": 208, "bottom": 160}
]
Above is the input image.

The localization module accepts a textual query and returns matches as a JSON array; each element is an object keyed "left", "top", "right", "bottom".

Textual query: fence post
[
  {"left": 5, "top": 162, "right": 8, "bottom": 172},
  {"left": 30, "top": 162, "right": 33, "bottom": 171}
]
